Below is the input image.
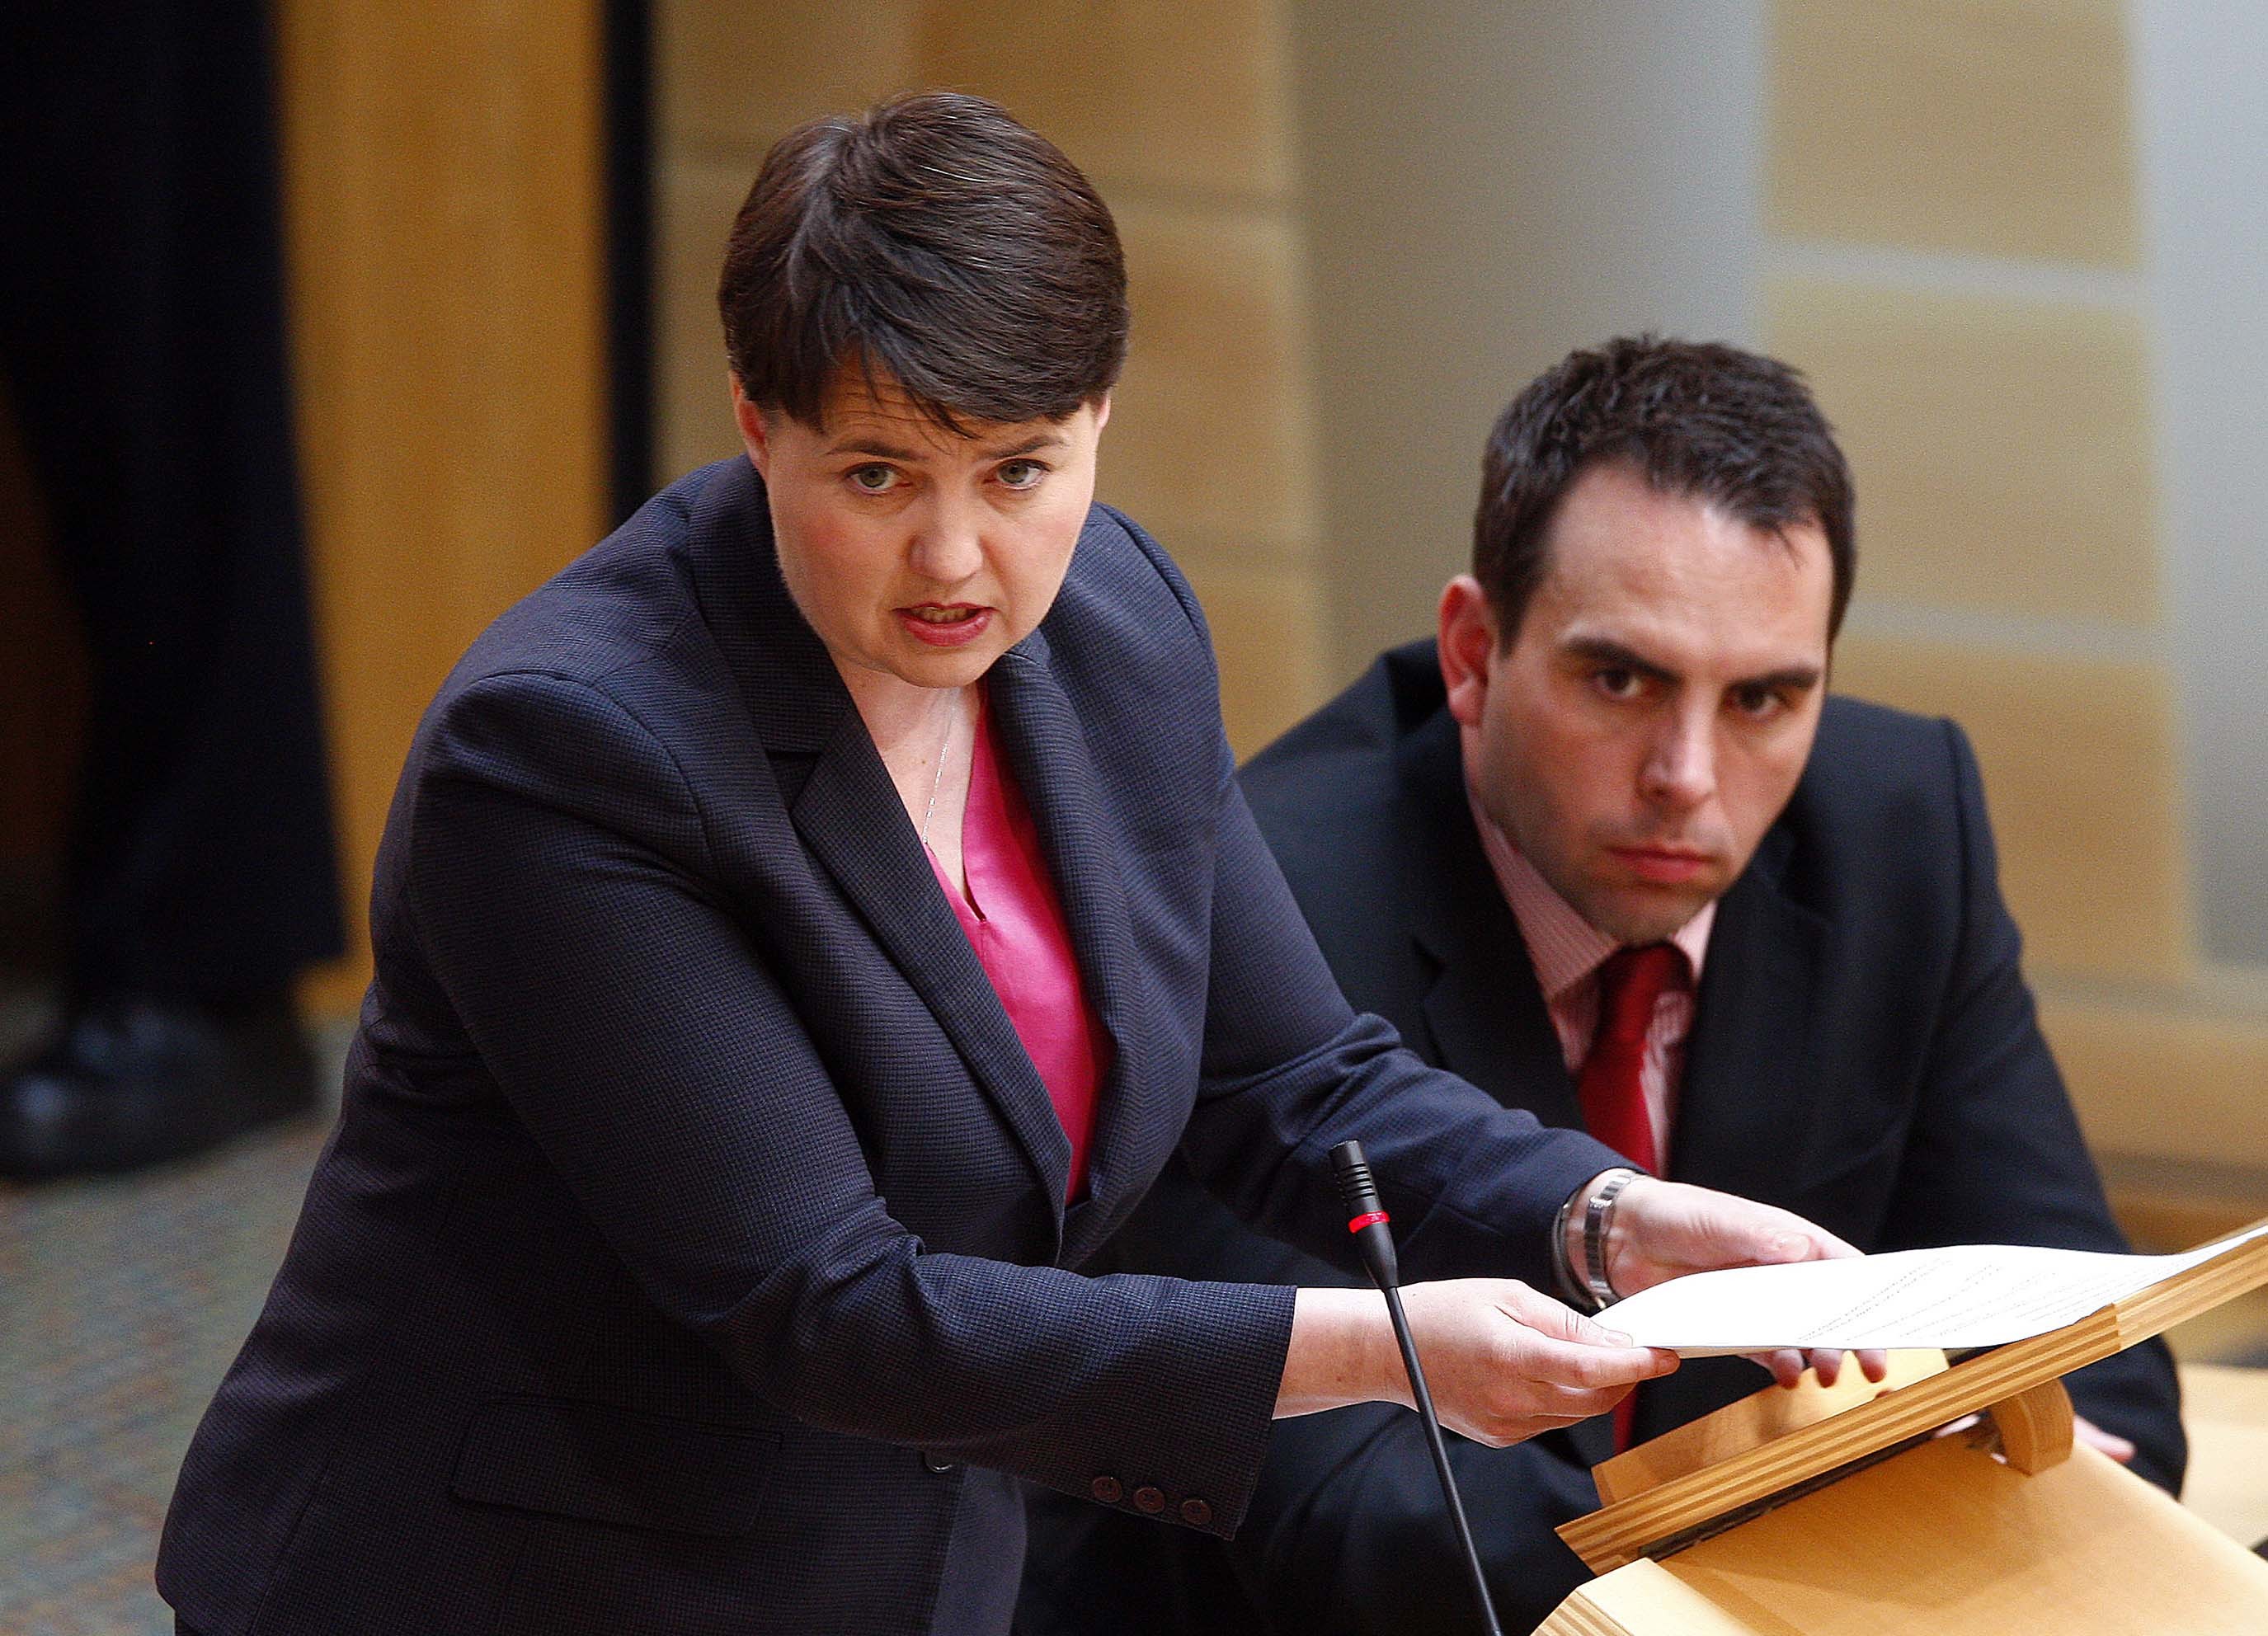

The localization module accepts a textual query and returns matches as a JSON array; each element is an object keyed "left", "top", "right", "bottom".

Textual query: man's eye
[
  {"left": 997, "top": 459, "right": 1047, "bottom": 490},
  {"left": 848, "top": 464, "right": 901, "bottom": 494},
  {"left": 1594, "top": 668, "right": 1643, "bottom": 701},
  {"left": 1733, "top": 684, "right": 1785, "bottom": 720}
]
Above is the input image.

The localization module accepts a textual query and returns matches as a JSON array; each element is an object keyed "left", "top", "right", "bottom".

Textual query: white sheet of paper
[{"left": 1600, "top": 1223, "right": 2268, "bottom": 1356}]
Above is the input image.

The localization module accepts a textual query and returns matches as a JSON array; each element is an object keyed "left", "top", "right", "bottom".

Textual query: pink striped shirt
[{"left": 1466, "top": 795, "right": 1713, "bottom": 1169}]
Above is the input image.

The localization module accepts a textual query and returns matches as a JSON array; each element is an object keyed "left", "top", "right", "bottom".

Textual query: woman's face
[{"left": 736, "top": 370, "right": 1110, "bottom": 696}]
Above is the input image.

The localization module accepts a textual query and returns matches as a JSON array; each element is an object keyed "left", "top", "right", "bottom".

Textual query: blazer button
[
  {"left": 1090, "top": 1475, "right": 1123, "bottom": 1504},
  {"left": 921, "top": 1452, "right": 957, "bottom": 1474},
  {"left": 1179, "top": 1497, "right": 1212, "bottom": 1528},
  {"left": 1133, "top": 1486, "right": 1166, "bottom": 1514}
]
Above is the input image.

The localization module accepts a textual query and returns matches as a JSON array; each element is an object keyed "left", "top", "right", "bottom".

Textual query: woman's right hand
[{"left": 1276, "top": 1281, "right": 1677, "bottom": 1447}]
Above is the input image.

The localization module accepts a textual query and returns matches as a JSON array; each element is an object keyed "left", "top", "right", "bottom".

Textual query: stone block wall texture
[
  {"left": 1761, "top": 0, "right": 2262, "bottom": 1206},
  {"left": 652, "top": 0, "right": 1329, "bottom": 759},
  {"left": 651, "top": 0, "right": 2262, "bottom": 1205}
]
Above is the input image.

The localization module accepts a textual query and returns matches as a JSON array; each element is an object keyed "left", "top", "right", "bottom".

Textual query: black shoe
[{"left": 0, "top": 993, "right": 322, "bottom": 1179}]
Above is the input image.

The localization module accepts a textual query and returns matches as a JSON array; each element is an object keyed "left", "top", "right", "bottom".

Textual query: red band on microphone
[{"left": 1346, "top": 1210, "right": 1390, "bottom": 1234}]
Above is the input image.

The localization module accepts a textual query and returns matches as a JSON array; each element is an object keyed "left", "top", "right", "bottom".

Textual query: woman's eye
[
  {"left": 848, "top": 464, "right": 901, "bottom": 494},
  {"left": 997, "top": 459, "right": 1047, "bottom": 491}
]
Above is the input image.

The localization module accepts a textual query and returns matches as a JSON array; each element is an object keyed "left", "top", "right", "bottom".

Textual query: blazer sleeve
[
  {"left": 1029, "top": 1157, "right": 1606, "bottom": 1636},
  {"left": 406, "top": 669, "right": 1296, "bottom": 1532},
  {"left": 1881, "top": 719, "right": 2186, "bottom": 1493}
]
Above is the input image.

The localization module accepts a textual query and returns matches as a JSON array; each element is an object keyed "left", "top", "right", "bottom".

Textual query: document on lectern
[{"left": 1603, "top": 1221, "right": 2268, "bottom": 1356}]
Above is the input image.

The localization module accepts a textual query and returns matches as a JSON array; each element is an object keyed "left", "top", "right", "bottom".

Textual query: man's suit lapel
[
  {"left": 685, "top": 460, "right": 1077, "bottom": 1220},
  {"left": 1671, "top": 825, "right": 1828, "bottom": 1196},
  {"left": 1398, "top": 708, "right": 1583, "bottom": 1132}
]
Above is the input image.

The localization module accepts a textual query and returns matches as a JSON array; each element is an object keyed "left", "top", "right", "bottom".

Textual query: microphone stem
[{"left": 1380, "top": 1281, "right": 1505, "bottom": 1636}]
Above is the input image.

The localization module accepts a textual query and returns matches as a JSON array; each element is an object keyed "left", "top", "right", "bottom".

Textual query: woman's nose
[{"left": 908, "top": 491, "right": 985, "bottom": 585}]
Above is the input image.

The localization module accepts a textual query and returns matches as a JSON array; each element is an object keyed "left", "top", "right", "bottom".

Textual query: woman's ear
[
  {"left": 1437, "top": 575, "right": 1501, "bottom": 729},
  {"left": 731, "top": 378, "right": 771, "bottom": 476}
]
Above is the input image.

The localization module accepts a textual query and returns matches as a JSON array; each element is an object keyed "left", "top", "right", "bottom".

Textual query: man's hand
[
  {"left": 1590, "top": 1173, "right": 1890, "bottom": 1387},
  {"left": 1278, "top": 1281, "right": 1678, "bottom": 1446}
]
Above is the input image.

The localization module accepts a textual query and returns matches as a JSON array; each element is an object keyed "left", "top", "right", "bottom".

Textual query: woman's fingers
[{"left": 1400, "top": 1279, "right": 1680, "bottom": 1446}]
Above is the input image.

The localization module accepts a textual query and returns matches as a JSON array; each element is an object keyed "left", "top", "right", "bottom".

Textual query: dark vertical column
[
  {"left": 0, "top": 1, "right": 345, "bottom": 1004},
  {"left": 605, "top": 0, "right": 656, "bottom": 524}
]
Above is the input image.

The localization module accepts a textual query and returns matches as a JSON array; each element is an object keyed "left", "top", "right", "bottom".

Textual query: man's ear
[
  {"left": 730, "top": 377, "right": 771, "bottom": 476},
  {"left": 1090, "top": 390, "right": 1112, "bottom": 435},
  {"left": 1437, "top": 575, "right": 1500, "bottom": 729}
]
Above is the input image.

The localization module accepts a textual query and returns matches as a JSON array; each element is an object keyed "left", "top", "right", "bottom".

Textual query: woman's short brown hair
[{"left": 718, "top": 92, "right": 1127, "bottom": 430}]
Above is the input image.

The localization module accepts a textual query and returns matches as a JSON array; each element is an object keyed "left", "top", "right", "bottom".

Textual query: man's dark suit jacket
[
  {"left": 1019, "top": 640, "right": 2184, "bottom": 1635},
  {"left": 156, "top": 468, "right": 1626, "bottom": 1635}
]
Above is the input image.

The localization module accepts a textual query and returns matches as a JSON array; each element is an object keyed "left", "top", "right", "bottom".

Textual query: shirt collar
[{"left": 1464, "top": 787, "right": 1715, "bottom": 1003}]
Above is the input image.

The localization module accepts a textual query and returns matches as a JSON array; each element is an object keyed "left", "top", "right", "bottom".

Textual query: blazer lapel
[
  {"left": 1398, "top": 708, "right": 1583, "bottom": 1131},
  {"left": 1394, "top": 704, "right": 1630, "bottom": 1473},
  {"left": 685, "top": 459, "right": 1075, "bottom": 1217},
  {"left": 1671, "top": 825, "right": 1829, "bottom": 1196},
  {"left": 986, "top": 637, "right": 1152, "bottom": 1266}
]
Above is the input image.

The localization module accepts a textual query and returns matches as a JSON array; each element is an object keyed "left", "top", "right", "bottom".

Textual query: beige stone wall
[
  {"left": 651, "top": 0, "right": 1329, "bottom": 757},
  {"left": 1761, "top": 0, "right": 2263, "bottom": 1223},
  {"left": 653, "top": 2, "right": 2267, "bottom": 1225}
]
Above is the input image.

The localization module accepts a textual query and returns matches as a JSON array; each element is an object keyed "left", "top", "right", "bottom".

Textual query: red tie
[
  {"left": 1577, "top": 943, "right": 1682, "bottom": 1173},
  {"left": 1577, "top": 943, "right": 1684, "bottom": 1450}
]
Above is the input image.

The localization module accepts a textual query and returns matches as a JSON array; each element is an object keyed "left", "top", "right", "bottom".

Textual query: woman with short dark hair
[{"left": 158, "top": 93, "right": 1859, "bottom": 1635}]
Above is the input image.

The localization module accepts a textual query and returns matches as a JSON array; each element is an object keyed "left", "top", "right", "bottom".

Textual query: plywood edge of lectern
[
  {"left": 1561, "top": 1216, "right": 2268, "bottom": 1576},
  {"left": 1593, "top": 1349, "right": 1950, "bottom": 1507},
  {"left": 2115, "top": 1215, "right": 2268, "bottom": 1347},
  {"left": 1560, "top": 1309, "right": 2124, "bottom": 1572}
]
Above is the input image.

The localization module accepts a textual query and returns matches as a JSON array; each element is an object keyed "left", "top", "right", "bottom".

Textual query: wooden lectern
[{"left": 1538, "top": 1226, "right": 2268, "bottom": 1634}]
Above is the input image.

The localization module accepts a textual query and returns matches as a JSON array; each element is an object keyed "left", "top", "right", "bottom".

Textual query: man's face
[
  {"left": 1442, "top": 460, "right": 1834, "bottom": 943},
  {"left": 735, "top": 370, "right": 1108, "bottom": 695}
]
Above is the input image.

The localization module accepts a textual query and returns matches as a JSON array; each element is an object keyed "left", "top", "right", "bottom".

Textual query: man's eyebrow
[
  {"left": 1560, "top": 636, "right": 1678, "bottom": 683},
  {"left": 977, "top": 431, "right": 1067, "bottom": 460},
  {"left": 1737, "top": 664, "right": 1826, "bottom": 692}
]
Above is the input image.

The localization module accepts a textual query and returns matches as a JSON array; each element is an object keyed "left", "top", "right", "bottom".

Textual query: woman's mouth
[{"left": 898, "top": 604, "right": 993, "bottom": 646}]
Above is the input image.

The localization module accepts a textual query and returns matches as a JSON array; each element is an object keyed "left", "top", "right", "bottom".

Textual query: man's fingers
[
  {"left": 1749, "top": 1347, "right": 1806, "bottom": 1388},
  {"left": 2075, "top": 1417, "right": 2135, "bottom": 1463}
]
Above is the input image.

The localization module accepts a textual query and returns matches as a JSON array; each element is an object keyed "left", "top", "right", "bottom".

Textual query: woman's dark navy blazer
[{"left": 157, "top": 458, "right": 1621, "bottom": 1634}]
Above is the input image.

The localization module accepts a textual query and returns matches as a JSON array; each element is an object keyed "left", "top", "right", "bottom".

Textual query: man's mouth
[{"left": 1607, "top": 844, "right": 1715, "bottom": 885}]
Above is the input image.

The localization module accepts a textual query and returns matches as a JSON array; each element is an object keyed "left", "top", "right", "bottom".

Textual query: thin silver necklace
[{"left": 919, "top": 689, "right": 962, "bottom": 848}]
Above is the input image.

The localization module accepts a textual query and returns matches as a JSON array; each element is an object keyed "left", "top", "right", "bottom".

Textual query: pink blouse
[{"left": 927, "top": 694, "right": 1110, "bottom": 1203}]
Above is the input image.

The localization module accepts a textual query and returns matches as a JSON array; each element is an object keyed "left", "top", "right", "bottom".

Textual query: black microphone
[{"left": 1329, "top": 1139, "right": 1504, "bottom": 1636}]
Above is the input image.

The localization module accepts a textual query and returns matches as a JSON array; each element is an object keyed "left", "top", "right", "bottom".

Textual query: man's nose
[
  {"left": 1641, "top": 711, "right": 1716, "bottom": 809},
  {"left": 908, "top": 491, "right": 985, "bottom": 584}
]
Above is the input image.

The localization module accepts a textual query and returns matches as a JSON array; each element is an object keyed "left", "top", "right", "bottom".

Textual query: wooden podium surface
[{"left": 1540, "top": 1225, "right": 2268, "bottom": 1634}]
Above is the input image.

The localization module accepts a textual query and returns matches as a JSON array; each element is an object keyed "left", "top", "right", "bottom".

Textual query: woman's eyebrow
[{"left": 823, "top": 436, "right": 922, "bottom": 461}]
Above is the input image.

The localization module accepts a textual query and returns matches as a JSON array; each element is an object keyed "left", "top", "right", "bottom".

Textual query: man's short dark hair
[
  {"left": 718, "top": 92, "right": 1127, "bottom": 430},
  {"left": 1474, "top": 336, "right": 1857, "bottom": 642}
]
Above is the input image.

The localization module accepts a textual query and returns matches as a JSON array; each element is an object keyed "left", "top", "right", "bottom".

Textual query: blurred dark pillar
[{"left": 605, "top": 0, "right": 655, "bottom": 524}]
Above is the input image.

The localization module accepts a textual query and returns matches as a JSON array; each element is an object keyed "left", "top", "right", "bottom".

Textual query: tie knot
[{"left": 1594, "top": 943, "right": 1686, "bottom": 1046}]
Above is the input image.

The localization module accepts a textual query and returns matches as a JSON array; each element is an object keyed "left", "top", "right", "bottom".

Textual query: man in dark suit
[{"left": 1018, "top": 336, "right": 2184, "bottom": 1634}]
